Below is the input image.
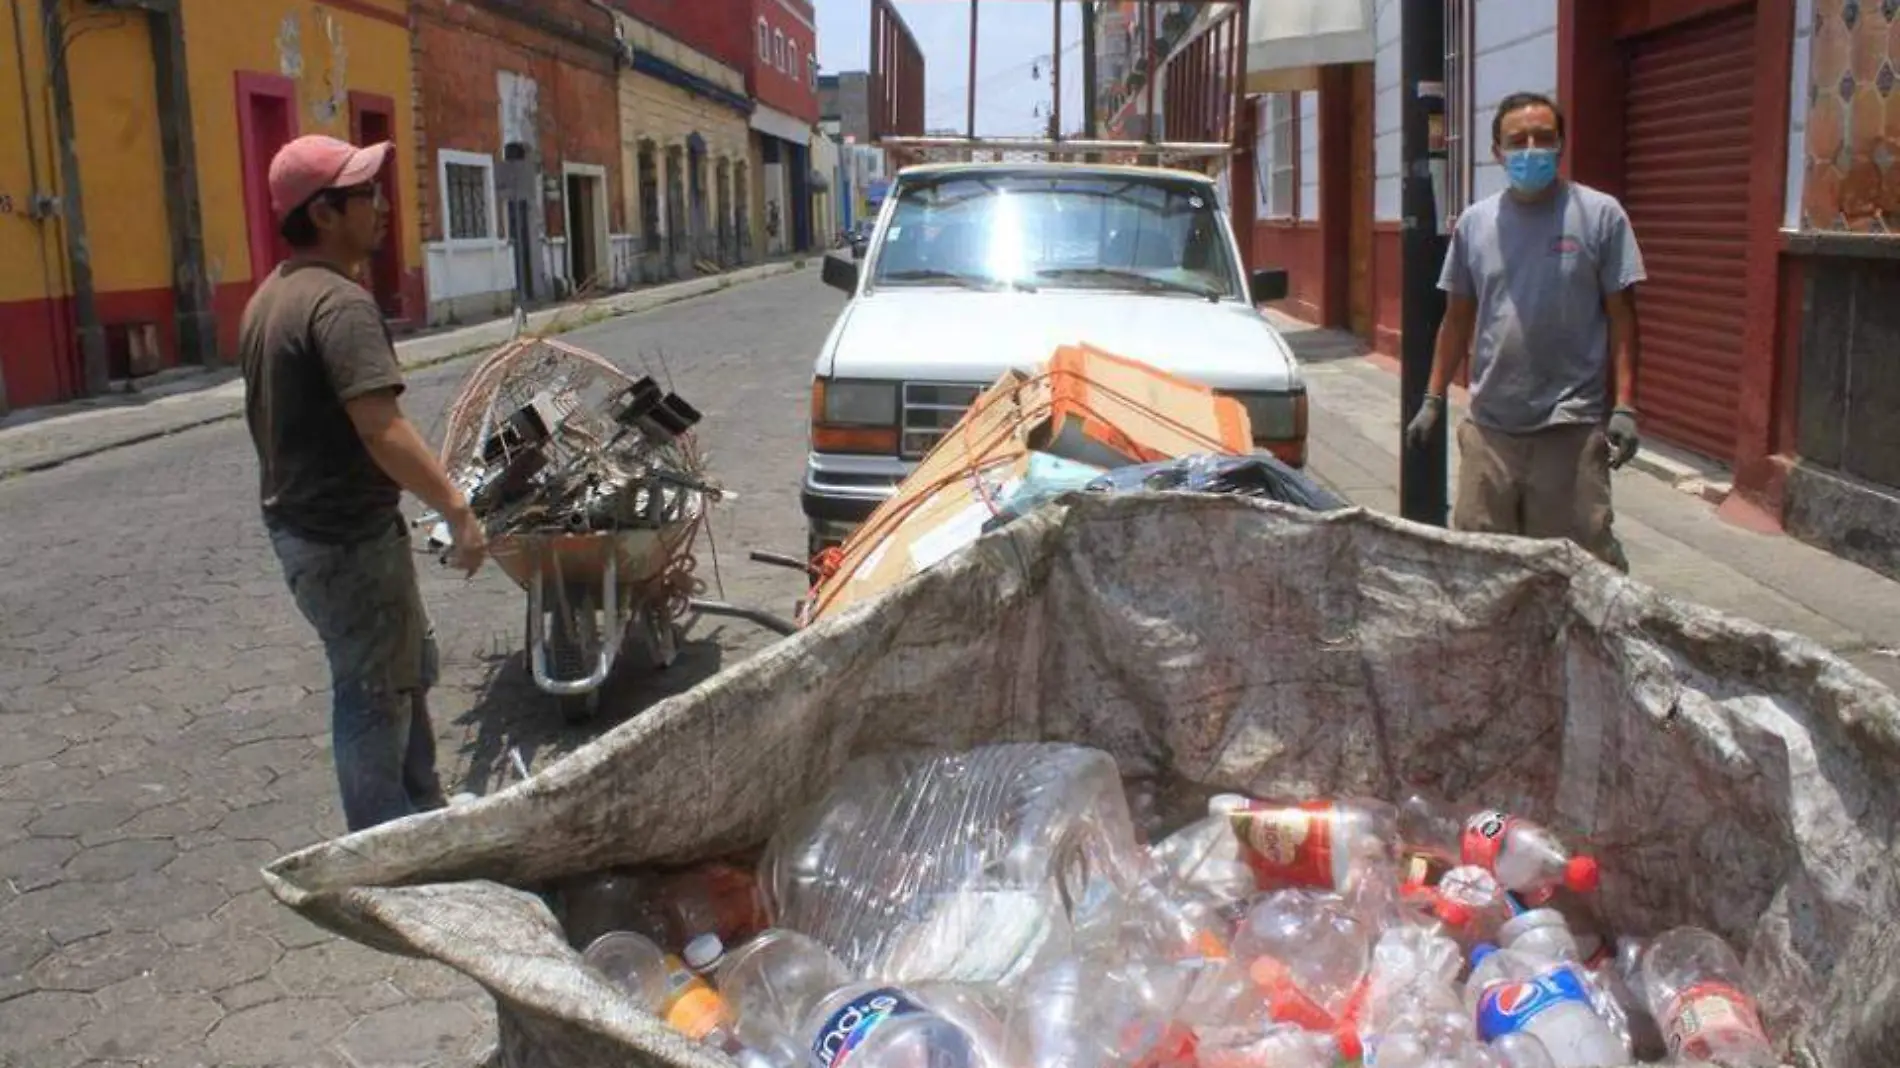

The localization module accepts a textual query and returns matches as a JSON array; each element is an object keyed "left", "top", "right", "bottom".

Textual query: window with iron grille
[
  {"left": 443, "top": 159, "right": 492, "bottom": 241},
  {"left": 1252, "top": 94, "right": 1296, "bottom": 220},
  {"left": 638, "top": 143, "right": 661, "bottom": 253},
  {"left": 757, "top": 18, "right": 769, "bottom": 61}
]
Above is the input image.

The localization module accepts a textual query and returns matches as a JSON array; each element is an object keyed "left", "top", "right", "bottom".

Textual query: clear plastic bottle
[
  {"left": 580, "top": 930, "right": 669, "bottom": 1011},
  {"left": 1224, "top": 796, "right": 1400, "bottom": 896},
  {"left": 1495, "top": 910, "right": 1631, "bottom": 1057},
  {"left": 583, "top": 929, "right": 744, "bottom": 1049},
  {"left": 1360, "top": 925, "right": 1465, "bottom": 1036},
  {"left": 1399, "top": 795, "right": 1598, "bottom": 906},
  {"left": 1235, "top": 890, "right": 1371, "bottom": 1026},
  {"left": 1197, "top": 1022, "right": 1361, "bottom": 1068},
  {"left": 1465, "top": 944, "right": 1625, "bottom": 1068},
  {"left": 801, "top": 982, "right": 1009, "bottom": 1068},
  {"left": 1636, "top": 927, "right": 1778, "bottom": 1065},
  {"left": 1421, "top": 865, "right": 1513, "bottom": 949},
  {"left": 1148, "top": 795, "right": 1257, "bottom": 914},
  {"left": 712, "top": 928, "right": 853, "bottom": 1065},
  {"left": 760, "top": 745, "right": 1146, "bottom": 982},
  {"left": 1010, "top": 958, "right": 1108, "bottom": 1068},
  {"left": 1598, "top": 935, "right": 1667, "bottom": 1061}
]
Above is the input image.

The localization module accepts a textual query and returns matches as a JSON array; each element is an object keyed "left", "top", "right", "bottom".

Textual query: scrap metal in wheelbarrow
[{"left": 422, "top": 337, "right": 794, "bottom": 721}]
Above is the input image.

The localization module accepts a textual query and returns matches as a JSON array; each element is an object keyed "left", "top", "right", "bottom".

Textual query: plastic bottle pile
[{"left": 563, "top": 744, "right": 1781, "bottom": 1068}]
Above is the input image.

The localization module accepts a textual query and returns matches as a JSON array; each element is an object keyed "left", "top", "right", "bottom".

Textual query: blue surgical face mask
[{"left": 1504, "top": 147, "right": 1560, "bottom": 195}]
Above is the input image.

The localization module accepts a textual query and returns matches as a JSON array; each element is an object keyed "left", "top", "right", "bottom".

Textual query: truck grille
[{"left": 900, "top": 382, "right": 983, "bottom": 459}]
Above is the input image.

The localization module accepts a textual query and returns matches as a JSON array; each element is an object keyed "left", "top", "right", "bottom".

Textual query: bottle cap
[
  {"left": 1564, "top": 855, "right": 1601, "bottom": 893},
  {"left": 684, "top": 933, "right": 725, "bottom": 972},
  {"left": 1470, "top": 943, "right": 1498, "bottom": 969}
]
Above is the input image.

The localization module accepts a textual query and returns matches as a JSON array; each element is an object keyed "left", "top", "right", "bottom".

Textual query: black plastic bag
[{"left": 1082, "top": 452, "right": 1348, "bottom": 511}]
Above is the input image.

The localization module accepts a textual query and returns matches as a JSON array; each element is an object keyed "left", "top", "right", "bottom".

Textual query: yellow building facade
[{"left": 0, "top": 0, "right": 418, "bottom": 411}]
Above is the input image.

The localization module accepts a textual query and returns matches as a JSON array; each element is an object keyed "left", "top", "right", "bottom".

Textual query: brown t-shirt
[{"left": 239, "top": 260, "right": 405, "bottom": 543}]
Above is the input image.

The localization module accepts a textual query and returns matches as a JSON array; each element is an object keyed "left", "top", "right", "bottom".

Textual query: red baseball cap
[{"left": 268, "top": 135, "right": 393, "bottom": 219}]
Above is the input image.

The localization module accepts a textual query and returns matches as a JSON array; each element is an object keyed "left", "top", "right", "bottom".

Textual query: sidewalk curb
[{"left": 0, "top": 260, "right": 809, "bottom": 480}]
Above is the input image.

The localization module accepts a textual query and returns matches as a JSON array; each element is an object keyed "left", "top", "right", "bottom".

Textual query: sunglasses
[{"left": 319, "top": 183, "right": 385, "bottom": 209}]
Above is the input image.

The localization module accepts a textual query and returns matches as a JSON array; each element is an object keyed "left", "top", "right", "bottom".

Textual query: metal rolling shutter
[{"left": 1621, "top": 6, "right": 1757, "bottom": 460}]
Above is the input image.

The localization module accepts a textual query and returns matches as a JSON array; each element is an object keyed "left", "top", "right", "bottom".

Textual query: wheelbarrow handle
[{"left": 750, "top": 550, "right": 819, "bottom": 577}]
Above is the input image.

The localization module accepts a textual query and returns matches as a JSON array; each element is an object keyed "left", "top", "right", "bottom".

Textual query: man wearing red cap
[{"left": 238, "top": 134, "right": 486, "bottom": 832}]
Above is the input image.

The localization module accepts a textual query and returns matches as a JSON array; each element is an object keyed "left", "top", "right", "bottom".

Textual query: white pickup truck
[{"left": 802, "top": 161, "right": 1306, "bottom": 554}]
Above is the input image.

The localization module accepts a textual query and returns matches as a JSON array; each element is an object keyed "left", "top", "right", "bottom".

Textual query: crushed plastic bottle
[
  {"left": 1465, "top": 944, "right": 1625, "bottom": 1068},
  {"left": 1399, "top": 795, "right": 1599, "bottom": 906},
  {"left": 1408, "top": 864, "right": 1513, "bottom": 950},
  {"left": 1637, "top": 926, "right": 1779, "bottom": 1065},
  {"left": 1597, "top": 935, "right": 1667, "bottom": 1061},
  {"left": 1235, "top": 890, "right": 1370, "bottom": 1026},
  {"left": 1197, "top": 1022, "right": 1362, "bottom": 1068},
  {"left": 760, "top": 745, "right": 1147, "bottom": 983},
  {"left": 1149, "top": 795, "right": 1257, "bottom": 915}
]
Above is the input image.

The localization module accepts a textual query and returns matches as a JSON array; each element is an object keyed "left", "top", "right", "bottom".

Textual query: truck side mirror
[
  {"left": 823, "top": 253, "right": 860, "bottom": 294},
  {"left": 1250, "top": 268, "right": 1289, "bottom": 304}
]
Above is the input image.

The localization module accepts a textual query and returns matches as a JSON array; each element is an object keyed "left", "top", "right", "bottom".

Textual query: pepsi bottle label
[
  {"left": 812, "top": 988, "right": 926, "bottom": 1068},
  {"left": 1475, "top": 965, "right": 1595, "bottom": 1041}
]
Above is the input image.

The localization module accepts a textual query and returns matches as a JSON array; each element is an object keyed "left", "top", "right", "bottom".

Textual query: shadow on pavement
[{"left": 453, "top": 634, "right": 726, "bottom": 795}]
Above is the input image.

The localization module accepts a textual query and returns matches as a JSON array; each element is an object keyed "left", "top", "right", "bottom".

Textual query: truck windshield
[{"left": 870, "top": 173, "right": 1239, "bottom": 299}]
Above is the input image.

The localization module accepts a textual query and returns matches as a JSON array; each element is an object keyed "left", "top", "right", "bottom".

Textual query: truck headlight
[
  {"left": 1226, "top": 389, "right": 1308, "bottom": 466},
  {"left": 810, "top": 378, "right": 900, "bottom": 454},
  {"left": 814, "top": 379, "right": 899, "bottom": 425}
]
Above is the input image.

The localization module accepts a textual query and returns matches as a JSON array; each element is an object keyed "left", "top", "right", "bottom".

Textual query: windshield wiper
[
  {"left": 1034, "top": 267, "right": 1221, "bottom": 301},
  {"left": 878, "top": 268, "right": 1036, "bottom": 293}
]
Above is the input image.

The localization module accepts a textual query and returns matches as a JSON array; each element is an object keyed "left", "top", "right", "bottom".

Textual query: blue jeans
[{"left": 268, "top": 516, "right": 447, "bottom": 832}]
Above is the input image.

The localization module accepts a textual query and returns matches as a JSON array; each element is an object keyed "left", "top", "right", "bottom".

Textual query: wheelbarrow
[{"left": 492, "top": 522, "right": 696, "bottom": 723}]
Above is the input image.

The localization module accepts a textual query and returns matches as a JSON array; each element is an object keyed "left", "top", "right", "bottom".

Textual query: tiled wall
[{"left": 1801, "top": 0, "right": 1900, "bottom": 230}]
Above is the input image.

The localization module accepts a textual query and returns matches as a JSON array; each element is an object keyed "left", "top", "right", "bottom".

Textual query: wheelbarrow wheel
[{"left": 529, "top": 588, "right": 603, "bottom": 724}]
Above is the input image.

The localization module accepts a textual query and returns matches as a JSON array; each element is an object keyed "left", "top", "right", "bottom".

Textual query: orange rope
[{"left": 808, "top": 364, "right": 1246, "bottom": 619}]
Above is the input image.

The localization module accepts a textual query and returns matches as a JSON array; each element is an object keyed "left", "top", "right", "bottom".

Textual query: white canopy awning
[{"left": 1244, "top": 0, "right": 1376, "bottom": 92}]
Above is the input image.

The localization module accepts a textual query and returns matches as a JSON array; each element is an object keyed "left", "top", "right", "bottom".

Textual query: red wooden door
[{"left": 351, "top": 93, "right": 405, "bottom": 319}]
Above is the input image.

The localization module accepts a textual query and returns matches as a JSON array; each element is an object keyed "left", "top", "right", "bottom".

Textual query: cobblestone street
[{"left": 0, "top": 269, "right": 842, "bottom": 1067}]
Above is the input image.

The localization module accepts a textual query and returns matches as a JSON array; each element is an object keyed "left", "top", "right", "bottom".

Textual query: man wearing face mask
[{"left": 1404, "top": 92, "right": 1645, "bottom": 570}]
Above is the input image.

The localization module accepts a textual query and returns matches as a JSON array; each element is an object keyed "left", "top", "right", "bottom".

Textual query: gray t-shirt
[{"left": 1438, "top": 182, "right": 1646, "bottom": 433}]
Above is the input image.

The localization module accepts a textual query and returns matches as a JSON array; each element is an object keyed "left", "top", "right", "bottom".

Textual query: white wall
[
  {"left": 1374, "top": 0, "right": 1559, "bottom": 218},
  {"left": 1786, "top": 0, "right": 1815, "bottom": 228},
  {"left": 1469, "top": 0, "right": 1558, "bottom": 203},
  {"left": 1373, "top": 0, "right": 1402, "bottom": 221},
  {"left": 1299, "top": 91, "right": 1322, "bottom": 220}
]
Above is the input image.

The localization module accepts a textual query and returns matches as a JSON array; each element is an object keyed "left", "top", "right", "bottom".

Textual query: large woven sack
[{"left": 262, "top": 495, "right": 1900, "bottom": 1068}]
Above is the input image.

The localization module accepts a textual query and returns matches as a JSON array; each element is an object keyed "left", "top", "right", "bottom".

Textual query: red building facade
[{"left": 411, "top": 0, "right": 627, "bottom": 324}]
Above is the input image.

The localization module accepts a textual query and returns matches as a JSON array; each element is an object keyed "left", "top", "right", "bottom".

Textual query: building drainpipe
[
  {"left": 42, "top": 0, "right": 110, "bottom": 397},
  {"left": 147, "top": 0, "right": 217, "bottom": 366}
]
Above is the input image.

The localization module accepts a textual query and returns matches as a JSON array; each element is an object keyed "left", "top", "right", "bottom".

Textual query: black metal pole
[
  {"left": 1399, "top": 0, "right": 1448, "bottom": 526},
  {"left": 1081, "top": 1, "right": 1098, "bottom": 144}
]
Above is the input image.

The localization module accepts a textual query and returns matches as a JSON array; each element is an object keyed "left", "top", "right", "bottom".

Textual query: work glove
[
  {"left": 1606, "top": 407, "right": 1640, "bottom": 470},
  {"left": 1406, "top": 394, "right": 1445, "bottom": 448}
]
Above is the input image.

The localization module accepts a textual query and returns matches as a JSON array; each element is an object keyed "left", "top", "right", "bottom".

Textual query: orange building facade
[{"left": 0, "top": 0, "right": 420, "bottom": 411}]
